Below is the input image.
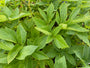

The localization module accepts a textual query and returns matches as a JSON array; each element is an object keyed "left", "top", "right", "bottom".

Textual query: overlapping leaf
[
  {"left": 32, "top": 51, "right": 49, "bottom": 60},
  {"left": 0, "top": 28, "right": 17, "bottom": 43},
  {"left": 59, "top": 2, "right": 69, "bottom": 23},
  {"left": 7, "top": 45, "right": 23, "bottom": 64},
  {"left": 54, "top": 56, "right": 67, "bottom": 68},
  {"left": 54, "top": 35, "right": 69, "bottom": 49},
  {"left": 0, "top": 41, "right": 14, "bottom": 50},
  {"left": 67, "top": 24, "right": 89, "bottom": 32},
  {"left": 0, "top": 53, "right": 7, "bottom": 63},
  {"left": 17, "top": 45, "right": 38, "bottom": 60},
  {"left": 17, "top": 24, "right": 27, "bottom": 45},
  {"left": 76, "top": 33, "right": 90, "bottom": 46}
]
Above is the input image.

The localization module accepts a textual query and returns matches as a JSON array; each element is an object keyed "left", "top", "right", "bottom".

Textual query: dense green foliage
[{"left": 0, "top": 0, "right": 90, "bottom": 68}]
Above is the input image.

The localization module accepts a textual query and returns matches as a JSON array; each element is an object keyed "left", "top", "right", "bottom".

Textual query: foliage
[{"left": 0, "top": 0, "right": 90, "bottom": 68}]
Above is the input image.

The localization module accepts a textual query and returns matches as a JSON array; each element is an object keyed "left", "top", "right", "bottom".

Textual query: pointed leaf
[
  {"left": 83, "top": 46, "right": 90, "bottom": 60},
  {"left": 38, "top": 8, "right": 47, "bottom": 21},
  {"left": 72, "top": 15, "right": 90, "bottom": 23},
  {"left": 9, "top": 13, "right": 31, "bottom": 21},
  {"left": 17, "top": 24, "right": 27, "bottom": 45},
  {"left": 52, "top": 25, "right": 62, "bottom": 36},
  {"left": 69, "top": 7, "right": 80, "bottom": 20},
  {"left": 32, "top": 51, "right": 49, "bottom": 60},
  {"left": 54, "top": 56, "right": 67, "bottom": 68},
  {"left": 59, "top": 2, "right": 69, "bottom": 23},
  {"left": 47, "top": 3, "right": 54, "bottom": 23},
  {"left": 74, "top": 50, "right": 86, "bottom": 66},
  {"left": 7, "top": 45, "right": 23, "bottom": 64},
  {"left": 54, "top": 35, "right": 69, "bottom": 49},
  {"left": 35, "top": 27, "right": 51, "bottom": 35},
  {"left": 46, "top": 35, "right": 53, "bottom": 44},
  {"left": 17, "top": 45, "right": 38, "bottom": 60},
  {"left": 56, "top": 11, "right": 60, "bottom": 24},
  {"left": 53, "top": 0, "right": 62, "bottom": 10},
  {"left": 65, "top": 54, "right": 76, "bottom": 65},
  {"left": 37, "top": 36, "right": 47, "bottom": 50},
  {"left": 0, "top": 28, "right": 17, "bottom": 43},
  {"left": 2, "top": 6, "right": 12, "bottom": 17},
  {"left": 0, "top": 53, "right": 7, "bottom": 63},
  {"left": 33, "top": 17, "right": 46, "bottom": 28},
  {"left": 52, "top": 24, "right": 67, "bottom": 36},
  {"left": 0, "top": 41, "right": 14, "bottom": 51},
  {"left": 76, "top": 33, "right": 90, "bottom": 46},
  {"left": 67, "top": 24, "right": 89, "bottom": 32},
  {"left": 49, "top": 19, "right": 55, "bottom": 30}
]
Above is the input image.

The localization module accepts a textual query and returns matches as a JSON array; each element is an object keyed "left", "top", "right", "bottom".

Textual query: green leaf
[
  {"left": 0, "top": 41, "right": 14, "bottom": 51},
  {"left": 66, "top": 30, "right": 76, "bottom": 35},
  {"left": 0, "top": 15, "right": 8, "bottom": 22},
  {"left": 54, "top": 56, "right": 67, "bottom": 68},
  {"left": 83, "top": 46, "right": 90, "bottom": 60},
  {"left": 0, "top": 53, "right": 7, "bottom": 63},
  {"left": 2, "top": 6, "right": 12, "bottom": 17},
  {"left": 74, "top": 50, "right": 86, "bottom": 66},
  {"left": 47, "top": 3, "right": 54, "bottom": 23},
  {"left": 72, "top": 16, "right": 90, "bottom": 23},
  {"left": 52, "top": 25, "right": 62, "bottom": 36},
  {"left": 13, "top": 7, "right": 19, "bottom": 16},
  {"left": 35, "top": 27, "right": 51, "bottom": 35},
  {"left": 76, "top": 33, "right": 90, "bottom": 46},
  {"left": 52, "top": 24, "right": 67, "bottom": 36},
  {"left": 49, "top": 19, "right": 56, "bottom": 30},
  {"left": 46, "top": 35, "right": 53, "bottom": 44},
  {"left": 16, "top": 45, "right": 38, "bottom": 60},
  {"left": 67, "top": 24, "right": 89, "bottom": 32},
  {"left": 54, "top": 35, "right": 69, "bottom": 49},
  {"left": 32, "top": 51, "right": 49, "bottom": 60},
  {"left": 65, "top": 54, "right": 76, "bottom": 65},
  {"left": 33, "top": 17, "right": 46, "bottom": 28},
  {"left": 68, "top": 45, "right": 83, "bottom": 54},
  {"left": 37, "top": 36, "right": 47, "bottom": 50},
  {"left": 9, "top": 13, "right": 31, "bottom": 21},
  {"left": 7, "top": 45, "right": 23, "bottom": 64},
  {"left": 56, "top": 11, "right": 60, "bottom": 24},
  {"left": 53, "top": 0, "right": 62, "bottom": 10},
  {"left": 47, "top": 46, "right": 57, "bottom": 58},
  {"left": 0, "top": 28, "right": 17, "bottom": 43},
  {"left": 69, "top": 7, "right": 80, "bottom": 20},
  {"left": 59, "top": 2, "right": 69, "bottom": 23},
  {"left": 4, "top": 60, "right": 25, "bottom": 68},
  {"left": 38, "top": 8, "right": 47, "bottom": 22},
  {"left": 17, "top": 24, "right": 27, "bottom": 45}
]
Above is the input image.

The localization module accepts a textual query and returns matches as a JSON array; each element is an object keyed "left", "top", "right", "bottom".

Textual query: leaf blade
[
  {"left": 54, "top": 35, "right": 69, "bottom": 49},
  {"left": 7, "top": 45, "right": 23, "bottom": 64},
  {"left": 0, "top": 28, "right": 17, "bottom": 43},
  {"left": 17, "top": 24, "right": 27, "bottom": 45},
  {"left": 17, "top": 45, "right": 38, "bottom": 60},
  {"left": 32, "top": 51, "right": 49, "bottom": 60}
]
